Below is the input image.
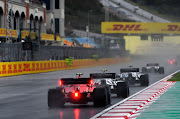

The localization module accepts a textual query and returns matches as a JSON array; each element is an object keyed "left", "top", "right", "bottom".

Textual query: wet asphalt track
[{"left": 0, "top": 56, "right": 179, "bottom": 119}]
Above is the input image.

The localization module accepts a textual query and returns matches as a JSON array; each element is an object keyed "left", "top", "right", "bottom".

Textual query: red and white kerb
[{"left": 95, "top": 79, "right": 176, "bottom": 119}]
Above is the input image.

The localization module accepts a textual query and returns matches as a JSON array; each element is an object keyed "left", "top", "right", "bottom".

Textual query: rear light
[
  {"left": 168, "top": 60, "right": 170, "bottom": 62},
  {"left": 59, "top": 80, "right": 63, "bottom": 86},
  {"left": 170, "top": 61, "right": 173, "bottom": 64},
  {"left": 90, "top": 79, "right": 93, "bottom": 85},
  {"left": 173, "top": 59, "right": 176, "bottom": 62},
  {"left": 74, "top": 91, "right": 80, "bottom": 99}
]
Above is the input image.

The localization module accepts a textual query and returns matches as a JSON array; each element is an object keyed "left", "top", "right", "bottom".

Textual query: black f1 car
[
  {"left": 90, "top": 69, "right": 129, "bottom": 98},
  {"left": 119, "top": 67, "right": 149, "bottom": 86},
  {"left": 142, "top": 63, "right": 164, "bottom": 74},
  {"left": 48, "top": 73, "right": 111, "bottom": 108}
]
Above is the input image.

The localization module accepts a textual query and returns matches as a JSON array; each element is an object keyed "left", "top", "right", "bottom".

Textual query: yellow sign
[
  {"left": 56, "top": 35, "right": 61, "bottom": 41},
  {"left": 101, "top": 22, "right": 180, "bottom": 34},
  {"left": 21, "top": 31, "right": 36, "bottom": 39},
  {"left": 0, "top": 28, "right": 18, "bottom": 37},
  {"left": 41, "top": 33, "right": 54, "bottom": 41}
]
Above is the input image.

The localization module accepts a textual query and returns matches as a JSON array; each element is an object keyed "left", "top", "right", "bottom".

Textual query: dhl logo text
[
  {"left": 110, "top": 24, "right": 147, "bottom": 31},
  {"left": 162, "top": 25, "right": 180, "bottom": 31}
]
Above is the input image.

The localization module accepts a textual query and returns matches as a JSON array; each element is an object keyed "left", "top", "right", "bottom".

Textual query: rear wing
[
  {"left": 147, "top": 63, "right": 159, "bottom": 66},
  {"left": 90, "top": 73, "right": 116, "bottom": 79},
  {"left": 120, "top": 68, "right": 139, "bottom": 73},
  {"left": 60, "top": 78, "right": 92, "bottom": 85}
]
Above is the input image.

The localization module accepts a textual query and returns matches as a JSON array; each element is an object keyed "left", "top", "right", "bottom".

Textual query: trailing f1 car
[
  {"left": 48, "top": 73, "right": 111, "bottom": 108},
  {"left": 168, "top": 59, "right": 178, "bottom": 65},
  {"left": 90, "top": 69, "right": 129, "bottom": 98},
  {"left": 142, "top": 63, "right": 164, "bottom": 74},
  {"left": 119, "top": 67, "right": 149, "bottom": 86}
]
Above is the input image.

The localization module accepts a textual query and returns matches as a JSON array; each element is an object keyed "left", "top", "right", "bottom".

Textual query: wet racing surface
[{"left": 0, "top": 56, "right": 179, "bottom": 119}]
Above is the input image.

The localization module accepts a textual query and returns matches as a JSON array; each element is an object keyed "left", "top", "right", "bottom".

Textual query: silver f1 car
[
  {"left": 142, "top": 63, "right": 164, "bottom": 74},
  {"left": 119, "top": 67, "right": 149, "bottom": 86},
  {"left": 90, "top": 69, "right": 129, "bottom": 98}
]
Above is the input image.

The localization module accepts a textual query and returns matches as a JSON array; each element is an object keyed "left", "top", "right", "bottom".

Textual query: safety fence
[
  {"left": 0, "top": 58, "right": 130, "bottom": 77},
  {"left": 0, "top": 43, "right": 127, "bottom": 62}
]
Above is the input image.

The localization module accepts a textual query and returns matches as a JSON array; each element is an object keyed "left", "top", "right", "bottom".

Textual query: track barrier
[{"left": 0, "top": 57, "right": 130, "bottom": 77}]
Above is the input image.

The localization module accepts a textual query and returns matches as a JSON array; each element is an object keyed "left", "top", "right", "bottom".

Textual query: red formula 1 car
[{"left": 48, "top": 73, "right": 111, "bottom": 108}]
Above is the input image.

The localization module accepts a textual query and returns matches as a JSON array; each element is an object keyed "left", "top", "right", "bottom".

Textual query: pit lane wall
[{"left": 0, "top": 58, "right": 130, "bottom": 77}]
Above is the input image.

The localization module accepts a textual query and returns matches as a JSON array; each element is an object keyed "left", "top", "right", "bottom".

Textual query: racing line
[{"left": 90, "top": 70, "right": 179, "bottom": 119}]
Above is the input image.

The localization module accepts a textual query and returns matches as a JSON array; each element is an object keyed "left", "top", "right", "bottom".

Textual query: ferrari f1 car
[
  {"left": 142, "top": 63, "right": 164, "bottom": 74},
  {"left": 90, "top": 69, "right": 129, "bottom": 98},
  {"left": 119, "top": 67, "right": 149, "bottom": 86},
  {"left": 48, "top": 73, "right": 111, "bottom": 108}
]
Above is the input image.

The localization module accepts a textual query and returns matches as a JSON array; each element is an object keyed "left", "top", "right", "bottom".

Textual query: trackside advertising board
[
  {"left": 101, "top": 22, "right": 180, "bottom": 34},
  {"left": 0, "top": 58, "right": 130, "bottom": 77},
  {"left": 0, "top": 28, "right": 18, "bottom": 37}
]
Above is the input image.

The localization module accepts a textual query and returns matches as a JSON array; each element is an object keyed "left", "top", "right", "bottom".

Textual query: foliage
[
  {"left": 65, "top": 0, "right": 135, "bottom": 36},
  {"left": 65, "top": 0, "right": 103, "bottom": 15},
  {"left": 129, "top": 0, "right": 180, "bottom": 21},
  {"left": 92, "top": 54, "right": 99, "bottom": 61},
  {"left": 168, "top": 72, "right": 180, "bottom": 81}
]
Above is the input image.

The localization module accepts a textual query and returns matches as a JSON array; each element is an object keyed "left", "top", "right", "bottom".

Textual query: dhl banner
[
  {"left": 0, "top": 58, "right": 130, "bottom": 77},
  {"left": 41, "top": 33, "right": 54, "bottom": 41},
  {"left": 0, "top": 28, "right": 18, "bottom": 37},
  {"left": 101, "top": 22, "right": 180, "bottom": 34}
]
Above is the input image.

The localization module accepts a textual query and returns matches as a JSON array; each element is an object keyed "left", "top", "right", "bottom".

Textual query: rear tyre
[
  {"left": 140, "top": 74, "right": 149, "bottom": 86},
  {"left": 48, "top": 88, "right": 65, "bottom": 108},
  {"left": 93, "top": 87, "right": 108, "bottom": 107},
  {"left": 106, "top": 86, "right": 111, "bottom": 104},
  {"left": 116, "top": 82, "right": 129, "bottom": 98},
  {"left": 159, "top": 67, "right": 164, "bottom": 74}
]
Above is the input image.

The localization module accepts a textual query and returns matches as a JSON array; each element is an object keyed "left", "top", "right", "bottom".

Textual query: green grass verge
[{"left": 168, "top": 72, "right": 180, "bottom": 81}]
